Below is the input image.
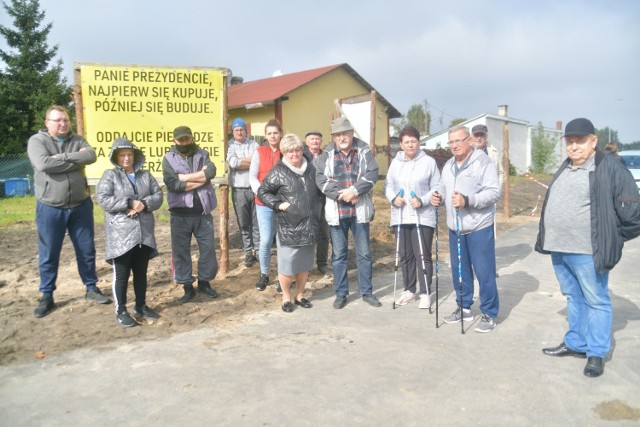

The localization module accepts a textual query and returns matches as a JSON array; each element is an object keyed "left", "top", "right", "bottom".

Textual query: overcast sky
[{"left": 2, "top": 0, "right": 639, "bottom": 143}]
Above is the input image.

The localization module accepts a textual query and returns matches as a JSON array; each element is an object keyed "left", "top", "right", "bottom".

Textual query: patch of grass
[
  {"left": 0, "top": 192, "right": 173, "bottom": 227},
  {"left": 0, "top": 196, "right": 36, "bottom": 227}
]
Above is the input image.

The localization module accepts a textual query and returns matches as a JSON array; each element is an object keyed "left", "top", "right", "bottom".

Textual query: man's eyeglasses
[
  {"left": 447, "top": 136, "right": 470, "bottom": 146},
  {"left": 47, "top": 118, "right": 70, "bottom": 123}
]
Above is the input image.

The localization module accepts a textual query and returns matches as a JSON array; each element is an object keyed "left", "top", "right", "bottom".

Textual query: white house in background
[{"left": 421, "top": 106, "right": 565, "bottom": 174}]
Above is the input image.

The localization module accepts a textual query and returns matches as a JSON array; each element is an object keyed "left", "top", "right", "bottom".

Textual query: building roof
[
  {"left": 420, "top": 113, "right": 531, "bottom": 142},
  {"left": 228, "top": 63, "right": 401, "bottom": 118}
]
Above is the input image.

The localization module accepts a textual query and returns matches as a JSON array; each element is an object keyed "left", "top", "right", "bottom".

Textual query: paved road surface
[{"left": 1, "top": 221, "right": 639, "bottom": 426}]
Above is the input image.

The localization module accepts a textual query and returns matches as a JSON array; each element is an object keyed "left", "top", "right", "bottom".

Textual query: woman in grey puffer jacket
[{"left": 97, "top": 138, "right": 163, "bottom": 327}]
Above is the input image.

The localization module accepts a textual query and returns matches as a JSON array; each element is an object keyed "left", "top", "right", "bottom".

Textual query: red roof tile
[{"left": 228, "top": 63, "right": 400, "bottom": 118}]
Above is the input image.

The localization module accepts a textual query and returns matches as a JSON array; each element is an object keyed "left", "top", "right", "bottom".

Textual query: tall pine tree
[{"left": 0, "top": 0, "right": 71, "bottom": 155}]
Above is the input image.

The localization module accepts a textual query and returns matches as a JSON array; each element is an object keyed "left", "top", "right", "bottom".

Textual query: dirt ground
[{"left": 0, "top": 177, "right": 548, "bottom": 365}]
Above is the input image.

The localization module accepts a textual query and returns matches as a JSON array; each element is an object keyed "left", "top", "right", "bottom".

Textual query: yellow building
[{"left": 227, "top": 63, "right": 401, "bottom": 173}]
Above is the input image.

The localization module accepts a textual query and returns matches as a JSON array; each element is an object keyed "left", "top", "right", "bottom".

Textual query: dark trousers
[
  {"left": 231, "top": 188, "right": 259, "bottom": 254},
  {"left": 170, "top": 214, "right": 218, "bottom": 285},
  {"left": 316, "top": 215, "right": 330, "bottom": 268},
  {"left": 112, "top": 245, "right": 152, "bottom": 314},
  {"left": 398, "top": 225, "right": 434, "bottom": 294}
]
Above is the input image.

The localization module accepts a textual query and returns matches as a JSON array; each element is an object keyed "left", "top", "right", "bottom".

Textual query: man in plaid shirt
[{"left": 316, "top": 117, "right": 381, "bottom": 309}]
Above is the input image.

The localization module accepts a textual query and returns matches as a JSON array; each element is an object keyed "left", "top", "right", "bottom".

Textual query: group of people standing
[
  {"left": 27, "top": 105, "right": 640, "bottom": 378},
  {"left": 28, "top": 105, "right": 221, "bottom": 327},
  {"left": 24, "top": 108, "right": 504, "bottom": 329},
  {"left": 228, "top": 116, "right": 382, "bottom": 311},
  {"left": 230, "top": 116, "right": 502, "bottom": 331},
  {"left": 388, "top": 123, "right": 501, "bottom": 332}
]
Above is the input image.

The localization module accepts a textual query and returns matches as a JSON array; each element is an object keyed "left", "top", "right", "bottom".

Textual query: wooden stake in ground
[{"left": 502, "top": 122, "right": 510, "bottom": 219}]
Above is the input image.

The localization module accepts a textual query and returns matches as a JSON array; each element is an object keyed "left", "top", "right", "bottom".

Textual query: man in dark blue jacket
[{"left": 536, "top": 118, "right": 640, "bottom": 378}]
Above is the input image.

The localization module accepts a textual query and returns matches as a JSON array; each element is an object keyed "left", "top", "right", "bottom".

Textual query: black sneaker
[
  {"left": 34, "top": 296, "right": 55, "bottom": 318},
  {"left": 282, "top": 301, "right": 294, "bottom": 313},
  {"left": 197, "top": 280, "right": 218, "bottom": 299},
  {"left": 86, "top": 287, "right": 111, "bottom": 304},
  {"left": 318, "top": 265, "right": 331, "bottom": 278},
  {"left": 362, "top": 294, "right": 382, "bottom": 307},
  {"left": 180, "top": 283, "right": 197, "bottom": 304},
  {"left": 255, "top": 274, "right": 269, "bottom": 291},
  {"left": 295, "top": 298, "right": 313, "bottom": 308},
  {"left": 333, "top": 295, "right": 347, "bottom": 309},
  {"left": 244, "top": 253, "right": 254, "bottom": 267},
  {"left": 116, "top": 311, "right": 137, "bottom": 328},
  {"left": 274, "top": 281, "right": 282, "bottom": 294},
  {"left": 134, "top": 305, "right": 160, "bottom": 319}
]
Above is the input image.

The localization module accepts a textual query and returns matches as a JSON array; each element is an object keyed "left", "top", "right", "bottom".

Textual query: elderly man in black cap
[
  {"left": 472, "top": 124, "right": 504, "bottom": 188},
  {"left": 304, "top": 130, "right": 331, "bottom": 278},
  {"left": 316, "top": 117, "right": 381, "bottom": 309},
  {"left": 162, "top": 125, "right": 219, "bottom": 304},
  {"left": 536, "top": 118, "right": 640, "bottom": 378}
]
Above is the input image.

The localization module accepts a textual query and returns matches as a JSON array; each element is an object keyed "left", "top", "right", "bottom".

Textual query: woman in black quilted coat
[{"left": 258, "top": 134, "right": 322, "bottom": 313}]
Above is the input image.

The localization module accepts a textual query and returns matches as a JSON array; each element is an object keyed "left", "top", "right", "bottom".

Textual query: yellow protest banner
[{"left": 77, "top": 64, "right": 228, "bottom": 181}]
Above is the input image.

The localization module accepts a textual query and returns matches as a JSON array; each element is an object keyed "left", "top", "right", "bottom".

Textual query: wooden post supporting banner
[{"left": 218, "top": 183, "right": 229, "bottom": 276}]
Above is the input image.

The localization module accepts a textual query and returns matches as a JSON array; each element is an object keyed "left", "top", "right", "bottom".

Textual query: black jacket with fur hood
[{"left": 258, "top": 153, "right": 322, "bottom": 247}]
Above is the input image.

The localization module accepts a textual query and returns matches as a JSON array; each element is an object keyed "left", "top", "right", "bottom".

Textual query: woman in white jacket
[{"left": 385, "top": 126, "right": 443, "bottom": 308}]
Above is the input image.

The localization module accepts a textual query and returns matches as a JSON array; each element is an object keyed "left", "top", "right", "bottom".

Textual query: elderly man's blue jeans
[
  {"left": 330, "top": 217, "right": 373, "bottom": 297},
  {"left": 551, "top": 252, "right": 611, "bottom": 358}
]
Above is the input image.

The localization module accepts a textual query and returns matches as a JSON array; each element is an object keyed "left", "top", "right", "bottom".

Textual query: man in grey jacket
[
  {"left": 431, "top": 125, "right": 501, "bottom": 333},
  {"left": 472, "top": 124, "right": 504, "bottom": 188},
  {"left": 316, "top": 117, "right": 381, "bottom": 309},
  {"left": 226, "top": 118, "right": 260, "bottom": 267},
  {"left": 27, "top": 105, "right": 111, "bottom": 318}
]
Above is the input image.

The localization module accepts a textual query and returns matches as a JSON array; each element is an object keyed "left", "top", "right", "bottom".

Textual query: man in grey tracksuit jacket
[{"left": 432, "top": 125, "right": 500, "bottom": 333}]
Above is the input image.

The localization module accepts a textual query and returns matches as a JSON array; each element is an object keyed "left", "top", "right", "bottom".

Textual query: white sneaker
[
  {"left": 394, "top": 290, "right": 407, "bottom": 305},
  {"left": 396, "top": 290, "right": 415, "bottom": 306},
  {"left": 418, "top": 293, "right": 431, "bottom": 309}
]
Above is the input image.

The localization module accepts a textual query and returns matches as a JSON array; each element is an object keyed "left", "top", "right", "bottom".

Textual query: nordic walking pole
[
  {"left": 410, "top": 191, "right": 432, "bottom": 315},
  {"left": 455, "top": 208, "right": 465, "bottom": 334},
  {"left": 434, "top": 192, "right": 439, "bottom": 328},
  {"left": 392, "top": 189, "right": 404, "bottom": 310}
]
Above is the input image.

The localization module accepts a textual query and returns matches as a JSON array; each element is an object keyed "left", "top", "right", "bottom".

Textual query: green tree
[
  {"left": 531, "top": 122, "right": 558, "bottom": 173},
  {"left": 405, "top": 99, "right": 431, "bottom": 135},
  {"left": 448, "top": 118, "right": 467, "bottom": 128},
  {"left": 595, "top": 127, "right": 619, "bottom": 148},
  {"left": 392, "top": 99, "right": 432, "bottom": 138},
  {"left": 621, "top": 141, "right": 640, "bottom": 150},
  {"left": 390, "top": 117, "right": 406, "bottom": 137},
  {"left": 0, "top": 0, "right": 71, "bottom": 155}
]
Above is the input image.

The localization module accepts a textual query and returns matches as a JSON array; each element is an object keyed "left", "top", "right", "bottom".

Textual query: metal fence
[{"left": 0, "top": 154, "right": 34, "bottom": 197}]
